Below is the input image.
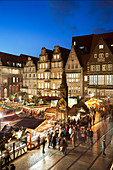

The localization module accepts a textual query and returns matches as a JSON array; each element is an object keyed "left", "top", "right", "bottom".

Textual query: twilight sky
[{"left": 0, "top": 0, "right": 113, "bottom": 57}]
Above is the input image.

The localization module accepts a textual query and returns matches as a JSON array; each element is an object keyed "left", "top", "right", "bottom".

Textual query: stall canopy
[
  {"left": 14, "top": 118, "right": 46, "bottom": 130},
  {"left": 68, "top": 102, "right": 89, "bottom": 116}
]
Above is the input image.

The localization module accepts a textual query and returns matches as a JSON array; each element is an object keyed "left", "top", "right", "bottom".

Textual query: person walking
[
  {"left": 4, "top": 147, "right": 10, "bottom": 166},
  {"left": 52, "top": 134, "right": 56, "bottom": 149},
  {"left": 102, "top": 136, "right": 106, "bottom": 155},
  {"left": 90, "top": 129, "right": 93, "bottom": 145},
  {"left": 70, "top": 131, "right": 76, "bottom": 147},
  {"left": 41, "top": 137, "right": 46, "bottom": 153},
  {"left": 60, "top": 137, "right": 68, "bottom": 155},
  {"left": 10, "top": 164, "right": 15, "bottom": 170},
  {"left": 37, "top": 135, "right": 40, "bottom": 149},
  {"left": 48, "top": 132, "right": 52, "bottom": 148}
]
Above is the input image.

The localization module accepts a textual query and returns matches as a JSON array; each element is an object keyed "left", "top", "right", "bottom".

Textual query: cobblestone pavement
[{"left": 4, "top": 113, "right": 113, "bottom": 170}]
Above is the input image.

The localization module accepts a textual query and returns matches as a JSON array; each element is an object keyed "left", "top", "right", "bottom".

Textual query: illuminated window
[
  {"left": 9, "top": 69, "right": 11, "bottom": 73},
  {"left": 57, "top": 73, "right": 60, "bottom": 78},
  {"left": 96, "top": 65, "right": 100, "bottom": 71},
  {"left": 41, "top": 73, "right": 43, "bottom": 79},
  {"left": 94, "top": 75, "right": 97, "bottom": 85},
  {"left": 98, "top": 75, "right": 104, "bottom": 85},
  {"left": 74, "top": 41, "right": 76, "bottom": 46},
  {"left": 45, "top": 73, "right": 47, "bottom": 79},
  {"left": 45, "top": 63, "right": 48, "bottom": 68},
  {"left": 108, "top": 64, "right": 112, "bottom": 71},
  {"left": 99, "top": 44, "right": 103, "bottom": 49},
  {"left": 59, "top": 62, "right": 61, "bottom": 67},
  {"left": 52, "top": 63, "right": 54, "bottom": 68},
  {"left": 91, "top": 65, "right": 95, "bottom": 71},
  {"left": 84, "top": 76, "right": 87, "bottom": 82},
  {"left": 53, "top": 83, "right": 55, "bottom": 89},
  {"left": 57, "top": 55, "right": 59, "bottom": 59},
  {"left": 54, "top": 55, "right": 56, "bottom": 59},
  {"left": 45, "top": 83, "right": 47, "bottom": 88},
  {"left": 13, "top": 77, "right": 15, "bottom": 83},
  {"left": 89, "top": 75, "right": 93, "bottom": 85},
  {"left": 16, "top": 77, "right": 18, "bottom": 82},
  {"left": 52, "top": 73, "right": 55, "bottom": 78},
  {"left": 102, "top": 65, "right": 107, "bottom": 71}
]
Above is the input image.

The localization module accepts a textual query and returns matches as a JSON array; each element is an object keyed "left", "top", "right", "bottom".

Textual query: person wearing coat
[
  {"left": 70, "top": 131, "right": 76, "bottom": 147},
  {"left": 60, "top": 137, "right": 68, "bottom": 155},
  {"left": 52, "top": 134, "right": 56, "bottom": 149}
]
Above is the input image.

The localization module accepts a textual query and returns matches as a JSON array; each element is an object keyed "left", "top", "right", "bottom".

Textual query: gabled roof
[
  {"left": 53, "top": 46, "right": 70, "bottom": 68},
  {"left": 39, "top": 47, "right": 53, "bottom": 61},
  {"left": 72, "top": 32, "right": 113, "bottom": 71},
  {"left": 14, "top": 118, "right": 46, "bottom": 130},
  {"left": 20, "top": 54, "right": 39, "bottom": 69},
  {"left": 0, "top": 51, "right": 38, "bottom": 68}
]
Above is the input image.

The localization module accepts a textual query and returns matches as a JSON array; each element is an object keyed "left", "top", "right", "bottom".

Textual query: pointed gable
[
  {"left": 65, "top": 45, "right": 81, "bottom": 70},
  {"left": 39, "top": 47, "right": 53, "bottom": 62},
  {"left": 88, "top": 36, "right": 113, "bottom": 64},
  {"left": 52, "top": 45, "right": 70, "bottom": 68}
]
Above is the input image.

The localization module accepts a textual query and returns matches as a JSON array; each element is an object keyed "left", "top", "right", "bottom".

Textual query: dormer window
[
  {"left": 74, "top": 41, "right": 76, "bottom": 46},
  {"left": 99, "top": 44, "right": 103, "bottom": 49},
  {"left": 111, "top": 44, "right": 113, "bottom": 47},
  {"left": 57, "top": 55, "right": 59, "bottom": 59},
  {"left": 94, "top": 54, "right": 97, "bottom": 58},
  {"left": 105, "top": 53, "right": 109, "bottom": 58},
  {"left": 79, "top": 46, "right": 84, "bottom": 49},
  {"left": 54, "top": 55, "right": 56, "bottom": 59}
]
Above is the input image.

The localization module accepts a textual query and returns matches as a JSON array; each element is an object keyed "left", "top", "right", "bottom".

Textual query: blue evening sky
[{"left": 0, "top": 0, "right": 113, "bottom": 57}]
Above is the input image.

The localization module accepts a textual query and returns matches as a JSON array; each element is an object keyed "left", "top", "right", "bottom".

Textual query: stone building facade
[
  {"left": 65, "top": 45, "right": 83, "bottom": 98},
  {"left": 22, "top": 56, "right": 39, "bottom": 96}
]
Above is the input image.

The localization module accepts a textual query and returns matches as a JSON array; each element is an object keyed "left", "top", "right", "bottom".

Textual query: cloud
[
  {"left": 48, "top": 0, "right": 79, "bottom": 15},
  {"left": 91, "top": 27, "right": 113, "bottom": 34},
  {"left": 47, "top": 1, "right": 79, "bottom": 32}
]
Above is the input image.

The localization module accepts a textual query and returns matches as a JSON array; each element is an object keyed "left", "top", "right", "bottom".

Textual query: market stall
[{"left": 14, "top": 118, "right": 54, "bottom": 149}]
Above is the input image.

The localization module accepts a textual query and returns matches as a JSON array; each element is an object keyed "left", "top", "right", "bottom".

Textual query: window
[
  {"left": 39, "top": 83, "right": 40, "bottom": 88},
  {"left": 72, "top": 64, "right": 74, "bottom": 69},
  {"left": 91, "top": 65, "right": 95, "bottom": 71},
  {"left": 57, "top": 73, "right": 59, "bottom": 78},
  {"left": 108, "top": 64, "right": 112, "bottom": 71},
  {"left": 13, "top": 62, "right": 15, "bottom": 66},
  {"left": 59, "top": 62, "right": 61, "bottom": 68},
  {"left": 29, "top": 68, "right": 31, "bottom": 71},
  {"left": 98, "top": 75, "right": 104, "bottom": 85},
  {"left": 45, "top": 83, "right": 47, "bottom": 88},
  {"left": 96, "top": 65, "right": 100, "bottom": 71},
  {"left": 9, "top": 69, "right": 11, "bottom": 74},
  {"left": 33, "top": 74, "right": 35, "bottom": 77},
  {"left": 105, "top": 53, "right": 109, "bottom": 58},
  {"left": 52, "top": 73, "right": 55, "bottom": 78},
  {"left": 57, "top": 84, "right": 60, "bottom": 89},
  {"left": 84, "top": 76, "right": 87, "bottom": 82},
  {"left": 45, "top": 73, "right": 47, "bottom": 79},
  {"left": 41, "top": 73, "right": 43, "bottom": 79},
  {"left": 52, "top": 63, "right": 54, "bottom": 68},
  {"left": 38, "top": 74, "right": 40, "bottom": 79},
  {"left": 53, "top": 83, "right": 55, "bottom": 89},
  {"left": 99, "top": 53, "right": 104, "bottom": 58},
  {"left": 16, "top": 77, "right": 18, "bottom": 82},
  {"left": 54, "top": 55, "right": 56, "bottom": 59},
  {"left": 94, "top": 75, "right": 97, "bottom": 85},
  {"left": 94, "top": 54, "right": 97, "bottom": 58},
  {"left": 29, "top": 74, "right": 31, "bottom": 78},
  {"left": 28, "top": 62, "right": 31, "bottom": 66},
  {"left": 55, "top": 62, "right": 57, "bottom": 67},
  {"left": 13, "top": 77, "right": 15, "bottom": 83},
  {"left": 68, "top": 65, "right": 70, "bottom": 69},
  {"left": 89, "top": 76, "right": 93, "bottom": 85},
  {"left": 25, "top": 74, "right": 27, "bottom": 78},
  {"left": 57, "top": 55, "right": 59, "bottom": 59},
  {"left": 99, "top": 44, "right": 103, "bottom": 49},
  {"left": 75, "top": 64, "right": 78, "bottom": 68},
  {"left": 102, "top": 65, "right": 107, "bottom": 71},
  {"left": 45, "top": 63, "right": 48, "bottom": 68},
  {"left": 74, "top": 41, "right": 76, "bottom": 46},
  {"left": 40, "top": 64, "right": 41, "bottom": 69}
]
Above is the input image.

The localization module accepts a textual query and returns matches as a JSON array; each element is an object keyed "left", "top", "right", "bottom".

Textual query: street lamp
[{"left": 0, "top": 113, "right": 2, "bottom": 131}]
